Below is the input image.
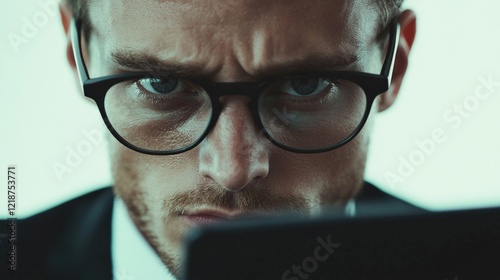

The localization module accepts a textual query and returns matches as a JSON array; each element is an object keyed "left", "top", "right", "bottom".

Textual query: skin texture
[{"left": 60, "top": 0, "right": 416, "bottom": 277}]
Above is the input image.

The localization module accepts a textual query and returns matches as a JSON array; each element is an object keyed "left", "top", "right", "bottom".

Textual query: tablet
[{"left": 183, "top": 203, "right": 500, "bottom": 280}]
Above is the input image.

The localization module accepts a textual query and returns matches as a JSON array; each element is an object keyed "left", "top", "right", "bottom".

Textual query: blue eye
[
  {"left": 139, "top": 77, "right": 179, "bottom": 95},
  {"left": 283, "top": 77, "right": 330, "bottom": 96}
]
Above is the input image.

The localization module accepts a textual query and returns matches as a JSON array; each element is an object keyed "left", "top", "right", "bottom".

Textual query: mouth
[{"left": 180, "top": 208, "right": 270, "bottom": 226}]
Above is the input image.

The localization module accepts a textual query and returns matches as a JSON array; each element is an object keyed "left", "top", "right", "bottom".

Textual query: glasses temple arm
[
  {"left": 70, "top": 18, "right": 91, "bottom": 92},
  {"left": 380, "top": 20, "right": 401, "bottom": 89}
]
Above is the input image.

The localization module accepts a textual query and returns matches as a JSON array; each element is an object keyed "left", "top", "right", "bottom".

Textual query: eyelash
[
  {"left": 272, "top": 78, "right": 340, "bottom": 105},
  {"left": 124, "top": 76, "right": 340, "bottom": 107},
  {"left": 121, "top": 79, "right": 178, "bottom": 108}
]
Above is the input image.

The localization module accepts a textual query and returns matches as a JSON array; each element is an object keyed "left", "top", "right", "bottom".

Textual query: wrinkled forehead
[
  {"left": 85, "top": 0, "right": 382, "bottom": 78},
  {"left": 88, "top": 0, "right": 380, "bottom": 40}
]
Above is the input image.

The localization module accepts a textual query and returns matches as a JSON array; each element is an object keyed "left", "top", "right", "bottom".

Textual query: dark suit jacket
[{"left": 1, "top": 183, "right": 424, "bottom": 280}]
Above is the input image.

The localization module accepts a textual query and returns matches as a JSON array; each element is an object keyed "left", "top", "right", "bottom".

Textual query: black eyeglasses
[{"left": 71, "top": 19, "right": 399, "bottom": 155}]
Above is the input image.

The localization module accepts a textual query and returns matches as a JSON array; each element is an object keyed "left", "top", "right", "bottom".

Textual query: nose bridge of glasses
[
  {"left": 203, "top": 82, "right": 266, "bottom": 100},
  {"left": 202, "top": 81, "right": 267, "bottom": 134}
]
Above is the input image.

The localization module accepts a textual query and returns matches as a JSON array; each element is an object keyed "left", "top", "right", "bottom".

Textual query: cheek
[
  {"left": 316, "top": 130, "right": 369, "bottom": 205},
  {"left": 109, "top": 136, "right": 201, "bottom": 245},
  {"left": 108, "top": 134, "right": 200, "bottom": 223},
  {"left": 269, "top": 127, "right": 369, "bottom": 207}
]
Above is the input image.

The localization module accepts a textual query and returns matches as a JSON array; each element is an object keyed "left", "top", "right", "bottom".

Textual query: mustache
[{"left": 162, "top": 183, "right": 309, "bottom": 218}]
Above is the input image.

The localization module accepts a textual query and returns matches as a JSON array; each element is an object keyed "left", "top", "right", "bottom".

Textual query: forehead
[{"left": 87, "top": 0, "right": 382, "bottom": 78}]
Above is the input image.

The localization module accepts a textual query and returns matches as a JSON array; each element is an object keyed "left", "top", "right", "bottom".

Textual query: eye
[
  {"left": 281, "top": 77, "right": 331, "bottom": 97},
  {"left": 138, "top": 77, "right": 180, "bottom": 95}
]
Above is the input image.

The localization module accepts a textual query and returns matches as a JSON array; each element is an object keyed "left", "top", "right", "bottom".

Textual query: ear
[
  {"left": 377, "top": 9, "right": 417, "bottom": 112},
  {"left": 59, "top": 2, "right": 77, "bottom": 70}
]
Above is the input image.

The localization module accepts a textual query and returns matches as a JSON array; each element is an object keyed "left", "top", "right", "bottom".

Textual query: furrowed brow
[
  {"left": 111, "top": 51, "right": 206, "bottom": 77},
  {"left": 111, "top": 50, "right": 361, "bottom": 80},
  {"left": 251, "top": 53, "right": 361, "bottom": 79}
]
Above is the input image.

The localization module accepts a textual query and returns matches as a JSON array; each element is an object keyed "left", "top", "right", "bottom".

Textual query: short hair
[{"left": 66, "top": 0, "right": 403, "bottom": 45}]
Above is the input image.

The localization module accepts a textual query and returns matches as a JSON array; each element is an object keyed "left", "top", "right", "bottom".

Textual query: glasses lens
[
  {"left": 104, "top": 77, "right": 212, "bottom": 152},
  {"left": 258, "top": 77, "right": 367, "bottom": 150}
]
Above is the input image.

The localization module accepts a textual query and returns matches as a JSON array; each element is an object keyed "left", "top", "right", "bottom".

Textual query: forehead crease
[
  {"left": 231, "top": 1, "right": 367, "bottom": 75},
  {"left": 90, "top": 0, "right": 378, "bottom": 77}
]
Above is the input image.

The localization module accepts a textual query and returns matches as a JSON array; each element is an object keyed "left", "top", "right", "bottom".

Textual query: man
[{"left": 8, "top": 0, "right": 419, "bottom": 279}]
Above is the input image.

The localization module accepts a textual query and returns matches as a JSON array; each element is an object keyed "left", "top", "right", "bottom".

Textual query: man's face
[{"left": 84, "top": 0, "right": 386, "bottom": 276}]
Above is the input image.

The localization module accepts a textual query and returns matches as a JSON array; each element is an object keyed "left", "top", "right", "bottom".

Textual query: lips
[{"left": 181, "top": 209, "right": 269, "bottom": 226}]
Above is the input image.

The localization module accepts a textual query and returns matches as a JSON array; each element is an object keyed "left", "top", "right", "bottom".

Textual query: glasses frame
[{"left": 70, "top": 19, "right": 400, "bottom": 155}]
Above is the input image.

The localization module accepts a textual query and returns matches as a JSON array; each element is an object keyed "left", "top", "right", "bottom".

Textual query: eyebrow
[
  {"left": 111, "top": 51, "right": 206, "bottom": 77},
  {"left": 256, "top": 53, "right": 361, "bottom": 78},
  {"left": 111, "top": 50, "right": 361, "bottom": 80}
]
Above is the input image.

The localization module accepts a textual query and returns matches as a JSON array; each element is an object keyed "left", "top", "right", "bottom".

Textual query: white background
[{"left": 1, "top": 0, "right": 499, "bottom": 218}]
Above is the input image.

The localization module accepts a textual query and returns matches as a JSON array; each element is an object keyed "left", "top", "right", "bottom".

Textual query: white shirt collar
[{"left": 112, "top": 197, "right": 177, "bottom": 280}]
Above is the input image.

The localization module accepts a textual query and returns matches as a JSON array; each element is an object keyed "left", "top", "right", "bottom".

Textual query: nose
[{"left": 198, "top": 96, "right": 270, "bottom": 191}]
